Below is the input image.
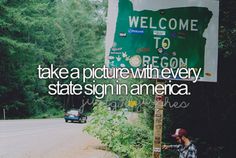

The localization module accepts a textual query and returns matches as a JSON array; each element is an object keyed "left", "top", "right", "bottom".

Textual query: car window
[{"left": 67, "top": 110, "right": 79, "bottom": 115}]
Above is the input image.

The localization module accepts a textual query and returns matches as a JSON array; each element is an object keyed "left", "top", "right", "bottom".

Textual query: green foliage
[
  {"left": 84, "top": 101, "right": 153, "bottom": 158},
  {"left": 52, "top": 0, "right": 107, "bottom": 109},
  {"left": 0, "top": 0, "right": 61, "bottom": 118},
  {"left": 54, "top": 0, "right": 105, "bottom": 69},
  {"left": 32, "top": 107, "right": 64, "bottom": 119},
  {"left": 219, "top": 0, "right": 236, "bottom": 58},
  {"left": 0, "top": 0, "right": 107, "bottom": 117}
]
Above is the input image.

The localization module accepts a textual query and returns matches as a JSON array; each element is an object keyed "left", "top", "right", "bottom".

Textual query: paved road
[{"left": 0, "top": 119, "right": 116, "bottom": 158}]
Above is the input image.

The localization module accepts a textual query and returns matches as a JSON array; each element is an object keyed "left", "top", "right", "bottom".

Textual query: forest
[{"left": 0, "top": 0, "right": 236, "bottom": 157}]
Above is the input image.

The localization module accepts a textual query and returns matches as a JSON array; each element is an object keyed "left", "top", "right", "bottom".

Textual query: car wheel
[
  {"left": 82, "top": 117, "right": 87, "bottom": 123},
  {"left": 65, "top": 120, "right": 68, "bottom": 123}
]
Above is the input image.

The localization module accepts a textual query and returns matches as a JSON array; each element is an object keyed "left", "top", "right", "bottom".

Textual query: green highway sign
[{"left": 105, "top": 0, "right": 219, "bottom": 82}]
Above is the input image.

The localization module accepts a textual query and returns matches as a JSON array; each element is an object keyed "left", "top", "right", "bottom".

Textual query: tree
[{"left": 0, "top": 0, "right": 60, "bottom": 117}]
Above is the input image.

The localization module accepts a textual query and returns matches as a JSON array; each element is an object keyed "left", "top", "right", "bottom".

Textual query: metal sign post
[
  {"left": 153, "top": 80, "right": 165, "bottom": 158},
  {"left": 3, "top": 108, "right": 6, "bottom": 120}
]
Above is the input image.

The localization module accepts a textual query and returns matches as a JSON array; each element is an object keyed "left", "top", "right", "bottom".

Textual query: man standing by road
[{"left": 162, "top": 128, "right": 197, "bottom": 158}]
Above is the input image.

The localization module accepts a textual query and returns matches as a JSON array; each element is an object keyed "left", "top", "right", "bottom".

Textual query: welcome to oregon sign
[{"left": 105, "top": 0, "right": 219, "bottom": 82}]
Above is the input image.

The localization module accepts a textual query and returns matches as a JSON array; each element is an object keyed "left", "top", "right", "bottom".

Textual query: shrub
[{"left": 84, "top": 101, "right": 153, "bottom": 158}]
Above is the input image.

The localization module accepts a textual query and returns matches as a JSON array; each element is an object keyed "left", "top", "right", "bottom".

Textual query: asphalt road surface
[{"left": 0, "top": 119, "right": 116, "bottom": 158}]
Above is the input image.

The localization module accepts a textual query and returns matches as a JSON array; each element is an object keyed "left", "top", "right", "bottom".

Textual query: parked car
[{"left": 64, "top": 109, "right": 87, "bottom": 123}]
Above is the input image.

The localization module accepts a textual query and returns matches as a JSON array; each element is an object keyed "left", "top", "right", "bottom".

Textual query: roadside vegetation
[
  {"left": 31, "top": 108, "right": 64, "bottom": 119},
  {"left": 84, "top": 101, "right": 153, "bottom": 158}
]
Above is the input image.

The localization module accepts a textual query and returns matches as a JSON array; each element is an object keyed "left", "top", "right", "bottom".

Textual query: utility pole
[{"left": 153, "top": 80, "right": 165, "bottom": 158}]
